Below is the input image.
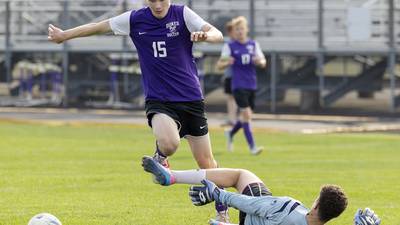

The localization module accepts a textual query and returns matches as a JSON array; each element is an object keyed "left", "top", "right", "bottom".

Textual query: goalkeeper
[{"left": 142, "top": 156, "right": 348, "bottom": 225}]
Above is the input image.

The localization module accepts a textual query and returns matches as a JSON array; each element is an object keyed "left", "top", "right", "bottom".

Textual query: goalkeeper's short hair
[{"left": 318, "top": 184, "right": 348, "bottom": 222}]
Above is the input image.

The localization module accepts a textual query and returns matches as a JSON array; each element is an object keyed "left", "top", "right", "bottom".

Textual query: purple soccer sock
[
  {"left": 242, "top": 122, "right": 255, "bottom": 149},
  {"left": 215, "top": 200, "right": 228, "bottom": 212},
  {"left": 230, "top": 121, "right": 242, "bottom": 137}
]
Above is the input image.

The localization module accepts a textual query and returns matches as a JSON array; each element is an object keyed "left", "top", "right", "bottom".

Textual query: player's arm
[
  {"left": 217, "top": 190, "right": 275, "bottom": 217},
  {"left": 48, "top": 10, "right": 131, "bottom": 44},
  {"left": 48, "top": 20, "right": 112, "bottom": 44},
  {"left": 184, "top": 6, "right": 223, "bottom": 43},
  {"left": 216, "top": 43, "right": 234, "bottom": 70},
  {"left": 253, "top": 41, "right": 266, "bottom": 68},
  {"left": 190, "top": 180, "right": 273, "bottom": 218},
  {"left": 216, "top": 57, "right": 233, "bottom": 71},
  {"left": 198, "top": 24, "right": 223, "bottom": 43}
]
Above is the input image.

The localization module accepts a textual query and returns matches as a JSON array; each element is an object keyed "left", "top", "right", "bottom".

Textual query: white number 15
[{"left": 153, "top": 41, "right": 167, "bottom": 58}]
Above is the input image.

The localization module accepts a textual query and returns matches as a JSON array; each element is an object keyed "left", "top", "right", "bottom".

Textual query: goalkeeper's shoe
[{"left": 142, "top": 156, "right": 175, "bottom": 186}]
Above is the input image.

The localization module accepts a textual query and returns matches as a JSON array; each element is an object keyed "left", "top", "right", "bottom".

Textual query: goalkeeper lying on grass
[{"left": 141, "top": 156, "right": 380, "bottom": 225}]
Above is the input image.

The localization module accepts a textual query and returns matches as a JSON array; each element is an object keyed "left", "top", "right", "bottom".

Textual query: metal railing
[{"left": 0, "top": 0, "right": 399, "bottom": 112}]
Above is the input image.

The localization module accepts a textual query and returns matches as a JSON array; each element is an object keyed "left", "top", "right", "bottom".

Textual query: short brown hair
[{"left": 318, "top": 185, "right": 348, "bottom": 222}]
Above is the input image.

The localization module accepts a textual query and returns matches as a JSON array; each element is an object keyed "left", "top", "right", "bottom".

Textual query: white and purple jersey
[
  {"left": 109, "top": 5, "right": 208, "bottom": 101},
  {"left": 221, "top": 40, "right": 265, "bottom": 91}
]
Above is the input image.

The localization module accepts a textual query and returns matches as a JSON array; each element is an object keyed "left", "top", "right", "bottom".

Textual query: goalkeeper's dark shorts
[{"left": 239, "top": 182, "right": 272, "bottom": 225}]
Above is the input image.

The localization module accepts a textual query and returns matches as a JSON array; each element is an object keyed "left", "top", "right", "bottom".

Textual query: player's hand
[
  {"left": 48, "top": 24, "right": 66, "bottom": 44},
  {"left": 191, "top": 31, "right": 208, "bottom": 42},
  {"left": 354, "top": 208, "right": 381, "bottom": 225},
  {"left": 189, "top": 179, "right": 221, "bottom": 206},
  {"left": 227, "top": 57, "right": 235, "bottom": 65},
  {"left": 253, "top": 56, "right": 266, "bottom": 68}
]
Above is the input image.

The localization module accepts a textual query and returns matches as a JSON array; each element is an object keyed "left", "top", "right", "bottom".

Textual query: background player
[
  {"left": 47, "top": 0, "right": 230, "bottom": 222},
  {"left": 217, "top": 16, "right": 266, "bottom": 155},
  {"left": 218, "top": 20, "right": 238, "bottom": 128},
  {"left": 142, "top": 155, "right": 348, "bottom": 225}
]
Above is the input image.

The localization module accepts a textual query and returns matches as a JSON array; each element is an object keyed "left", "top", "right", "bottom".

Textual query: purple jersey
[
  {"left": 229, "top": 40, "right": 258, "bottom": 91},
  {"left": 129, "top": 5, "right": 202, "bottom": 102}
]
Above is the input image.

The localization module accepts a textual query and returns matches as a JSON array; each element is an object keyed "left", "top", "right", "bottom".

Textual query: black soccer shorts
[
  {"left": 223, "top": 77, "right": 233, "bottom": 94},
  {"left": 233, "top": 89, "right": 256, "bottom": 109},
  {"left": 145, "top": 100, "right": 208, "bottom": 138}
]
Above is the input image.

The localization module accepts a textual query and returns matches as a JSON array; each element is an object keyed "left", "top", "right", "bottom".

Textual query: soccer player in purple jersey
[
  {"left": 218, "top": 20, "right": 238, "bottom": 127},
  {"left": 217, "top": 16, "right": 266, "bottom": 155},
  {"left": 48, "top": 0, "right": 230, "bottom": 222}
]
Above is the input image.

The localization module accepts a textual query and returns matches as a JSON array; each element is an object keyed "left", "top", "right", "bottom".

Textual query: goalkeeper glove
[
  {"left": 189, "top": 179, "right": 221, "bottom": 206},
  {"left": 354, "top": 208, "right": 381, "bottom": 225}
]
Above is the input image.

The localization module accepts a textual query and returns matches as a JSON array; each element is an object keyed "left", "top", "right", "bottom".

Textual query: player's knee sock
[
  {"left": 230, "top": 121, "right": 242, "bottom": 137},
  {"left": 242, "top": 122, "right": 255, "bottom": 149},
  {"left": 170, "top": 169, "right": 206, "bottom": 184},
  {"left": 215, "top": 200, "right": 228, "bottom": 212}
]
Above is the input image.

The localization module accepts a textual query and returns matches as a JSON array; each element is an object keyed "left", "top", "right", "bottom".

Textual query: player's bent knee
[{"left": 157, "top": 138, "right": 180, "bottom": 155}]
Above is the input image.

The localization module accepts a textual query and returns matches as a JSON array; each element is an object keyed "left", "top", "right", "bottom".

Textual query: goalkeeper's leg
[{"left": 142, "top": 156, "right": 263, "bottom": 193}]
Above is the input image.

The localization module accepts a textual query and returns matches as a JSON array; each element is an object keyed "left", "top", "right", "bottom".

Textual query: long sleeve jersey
[{"left": 218, "top": 191, "right": 309, "bottom": 225}]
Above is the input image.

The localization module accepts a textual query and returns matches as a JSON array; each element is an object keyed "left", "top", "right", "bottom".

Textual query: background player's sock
[
  {"left": 171, "top": 169, "right": 206, "bottom": 184},
  {"left": 242, "top": 122, "right": 255, "bottom": 150},
  {"left": 229, "top": 120, "right": 242, "bottom": 137}
]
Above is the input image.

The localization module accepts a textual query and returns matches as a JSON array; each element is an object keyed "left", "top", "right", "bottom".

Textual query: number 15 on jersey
[{"left": 153, "top": 41, "right": 167, "bottom": 58}]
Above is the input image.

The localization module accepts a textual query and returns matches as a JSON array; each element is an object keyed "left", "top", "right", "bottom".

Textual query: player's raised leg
[
  {"left": 142, "top": 156, "right": 262, "bottom": 194},
  {"left": 151, "top": 113, "right": 180, "bottom": 167}
]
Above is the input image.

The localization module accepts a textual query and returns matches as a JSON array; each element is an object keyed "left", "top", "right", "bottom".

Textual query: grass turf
[{"left": 0, "top": 120, "right": 399, "bottom": 225}]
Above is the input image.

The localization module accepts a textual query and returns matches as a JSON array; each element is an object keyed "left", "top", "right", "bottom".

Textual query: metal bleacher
[
  {"left": 0, "top": 0, "right": 395, "bottom": 52},
  {"left": 0, "top": 0, "right": 399, "bottom": 111}
]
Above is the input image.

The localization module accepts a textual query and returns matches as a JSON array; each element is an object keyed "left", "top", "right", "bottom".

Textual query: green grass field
[{"left": 0, "top": 120, "right": 399, "bottom": 225}]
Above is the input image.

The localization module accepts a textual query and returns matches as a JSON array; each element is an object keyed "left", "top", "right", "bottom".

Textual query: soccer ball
[{"left": 28, "top": 213, "right": 62, "bottom": 225}]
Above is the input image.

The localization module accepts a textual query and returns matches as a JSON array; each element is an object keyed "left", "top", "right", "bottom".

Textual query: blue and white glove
[
  {"left": 189, "top": 179, "right": 221, "bottom": 206},
  {"left": 354, "top": 208, "right": 381, "bottom": 225}
]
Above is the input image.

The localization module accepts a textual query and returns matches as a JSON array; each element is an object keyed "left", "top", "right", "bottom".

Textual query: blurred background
[{"left": 0, "top": 0, "right": 399, "bottom": 116}]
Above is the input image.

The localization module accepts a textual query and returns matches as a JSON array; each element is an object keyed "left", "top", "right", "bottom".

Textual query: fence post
[
  {"left": 62, "top": 0, "right": 70, "bottom": 107},
  {"left": 270, "top": 52, "right": 277, "bottom": 113},
  {"left": 249, "top": 0, "right": 255, "bottom": 39},
  {"left": 5, "top": 1, "right": 12, "bottom": 86},
  {"left": 318, "top": 0, "right": 325, "bottom": 106},
  {"left": 388, "top": 0, "right": 397, "bottom": 112}
]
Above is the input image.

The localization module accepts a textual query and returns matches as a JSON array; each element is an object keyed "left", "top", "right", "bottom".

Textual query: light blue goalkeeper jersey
[{"left": 218, "top": 191, "right": 309, "bottom": 225}]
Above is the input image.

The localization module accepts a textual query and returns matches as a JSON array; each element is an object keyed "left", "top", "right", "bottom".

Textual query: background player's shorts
[
  {"left": 233, "top": 89, "right": 255, "bottom": 109},
  {"left": 239, "top": 182, "right": 272, "bottom": 225},
  {"left": 145, "top": 100, "right": 208, "bottom": 138},
  {"left": 223, "top": 77, "right": 232, "bottom": 94}
]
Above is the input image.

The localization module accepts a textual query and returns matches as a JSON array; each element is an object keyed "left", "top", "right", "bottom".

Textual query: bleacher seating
[{"left": 0, "top": 0, "right": 396, "bottom": 53}]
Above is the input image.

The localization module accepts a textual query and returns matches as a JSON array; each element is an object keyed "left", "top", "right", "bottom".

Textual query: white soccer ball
[{"left": 28, "top": 213, "right": 62, "bottom": 225}]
